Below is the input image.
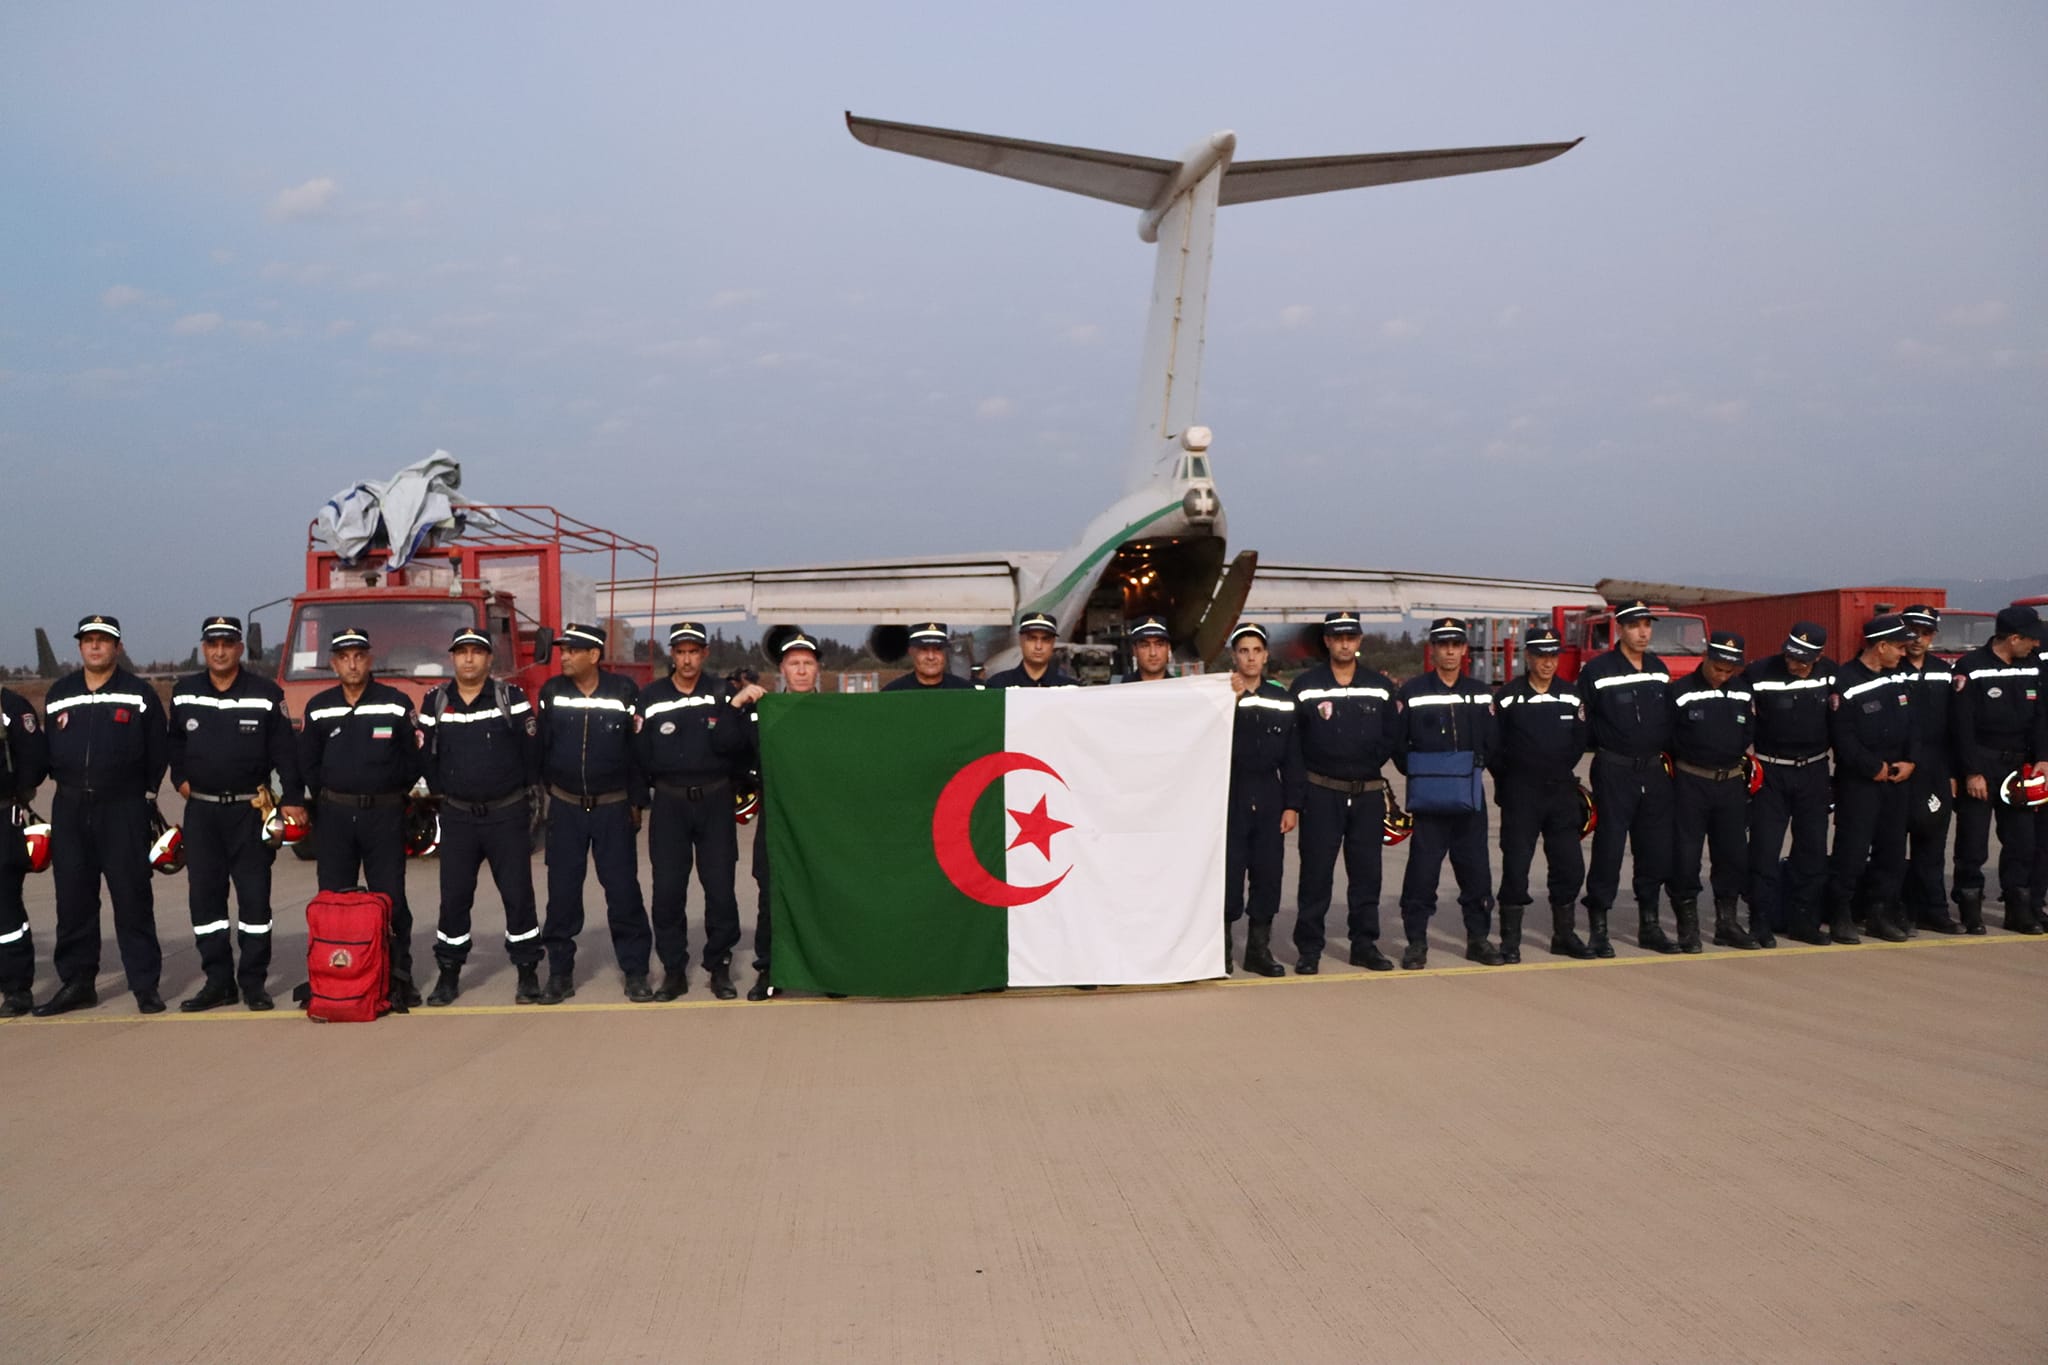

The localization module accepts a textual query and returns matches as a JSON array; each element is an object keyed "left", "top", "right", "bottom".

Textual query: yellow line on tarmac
[{"left": 3, "top": 933, "right": 2040, "bottom": 1028}]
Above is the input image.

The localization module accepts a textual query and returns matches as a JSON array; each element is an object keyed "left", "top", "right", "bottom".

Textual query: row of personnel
[{"left": 3, "top": 600, "right": 2045, "bottom": 1016}]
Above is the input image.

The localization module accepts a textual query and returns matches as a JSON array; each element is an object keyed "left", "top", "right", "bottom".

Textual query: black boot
[
  {"left": 1346, "top": 940, "right": 1393, "bottom": 972},
  {"left": 1224, "top": 923, "right": 1236, "bottom": 976},
  {"left": 1548, "top": 903, "right": 1593, "bottom": 959},
  {"left": 1587, "top": 908, "right": 1615, "bottom": 959},
  {"left": 1828, "top": 901, "right": 1861, "bottom": 944},
  {"left": 1464, "top": 937, "right": 1504, "bottom": 965},
  {"left": 1400, "top": 938, "right": 1428, "bottom": 970},
  {"left": 514, "top": 964, "right": 543, "bottom": 1004},
  {"left": 624, "top": 973, "right": 655, "bottom": 1003},
  {"left": 1295, "top": 954, "right": 1321, "bottom": 976},
  {"left": 747, "top": 971, "right": 775, "bottom": 1001},
  {"left": 1243, "top": 921, "right": 1285, "bottom": 977},
  {"left": 31, "top": 979, "right": 98, "bottom": 1017},
  {"left": 393, "top": 973, "right": 423, "bottom": 1010},
  {"left": 1672, "top": 897, "right": 1703, "bottom": 954},
  {"left": 134, "top": 989, "right": 165, "bottom": 1014},
  {"left": 426, "top": 965, "right": 462, "bottom": 1007},
  {"left": 1, "top": 990, "right": 34, "bottom": 1018},
  {"left": 2005, "top": 896, "right": 2045, "bottom": 935},
  {"left": 1638, "top": 904, "right": 1680, "bottom": 955},
  {"left": 539, "top": 973, "right": 576, "bottom": 1005},
  {"left": 1956, "top": 889, "right": 1986, "bottom": 935},
  {"left": 1711, "top": 897, "right": 1757, "bottom": 950},
  {"left": 707, "top": 962, "right": 737, "bottom": 1000},
  {"left": 1499, "top": 907, "right": 1524, "bottom": 964},
  {"left": 1867, "top": 902, "right": 1908, "bottom": 942},
  {"left": 1787, "top": 903, "right": 1831, "bottom": 945},
  {"left": 179, "top": 975, "right": 240, "bottom": 1013},
  {"left": 1916, "top": 903, "right": 1962, "bottom": 934},
  {"left": 1748, "top": 902, "right": 1777, "bottom": 949},
  {"left": 242, "top": 984, "right": 275, "bottom": 1010},
  {"left": 654, "top": 966, "right": 689, "bottom": 1001}
]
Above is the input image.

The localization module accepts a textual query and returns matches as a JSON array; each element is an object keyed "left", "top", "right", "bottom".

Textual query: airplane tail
[
  {"left": 34, "top": 627, "right": 58, "bottom": 678},
  {"left": 847, "top": 114, "right": 1578, "bottom": 493}
]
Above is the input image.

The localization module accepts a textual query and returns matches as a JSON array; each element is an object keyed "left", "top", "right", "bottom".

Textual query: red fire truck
[{"left": 1413, "top": 603, "right": 1709, "bottom": 686}]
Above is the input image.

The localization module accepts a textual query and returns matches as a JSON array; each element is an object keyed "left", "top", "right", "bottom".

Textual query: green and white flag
[{"left": 759, "top": 674, "right": 1233, "bottom": 996}]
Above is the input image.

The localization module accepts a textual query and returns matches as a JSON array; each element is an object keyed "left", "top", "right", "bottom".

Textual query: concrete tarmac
[{"left": 4, "top": 815, "right": 2045, "bottom": 1362}]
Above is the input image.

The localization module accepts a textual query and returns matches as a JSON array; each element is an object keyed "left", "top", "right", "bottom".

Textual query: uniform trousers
[
  {"left": 1747, "top": 760, "right": 1831, "bottom": 930},
  {"left": 315, "top": 797, "right": 413, "bottom": 975},
  {"left": 1291, "top": 783, "right": 1386, "bottom": 958},
  {"left": 1495, "top": 777, "right": 1585, "bottom": 911},
  {"left": 748, "top": 810, "right": 774, "bottom": 972},
  {"left": 541, "top": 797, "right": 650, "bottom": 977},
  {"left": 1829, "top": 777, "right": 1908, "bottom": 916},
  {"left": 435, "top": 800, "right": 541, "bottom": 968},
  {"left": 1953, "top": 784, "right": 2037, "bottom": 908},
  {"left": 50, "top": 790, "right": 159, "bottom": 991},
  {"left": 651, "top": 785, "right": 741, "bottom": 970},
  {"left": 0, "top": 852, "right": 32, "bottom": 994},
  {"left": 1900, "top": 768, "right": 1952, "bottom": 917},
  {"left": 1671, "top": 770, "right": 1747, "bottom": 901},
  {"left": 1583, "top": 754, "right": 1672, "bottom": 914},
  {"left": 1398, "top": 807, "right": 1492, "bottom": 941},
  {"left": 183, "top": 798, "right": 276, "bottom": 992},
  {"left": 1223, "top": 775, "right": 1286, "bottom": 926}
]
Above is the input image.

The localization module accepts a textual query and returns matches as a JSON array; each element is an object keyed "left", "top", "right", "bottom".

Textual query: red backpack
[{"left": 302, "top": 889, "right": 393, "bottom": 1022}]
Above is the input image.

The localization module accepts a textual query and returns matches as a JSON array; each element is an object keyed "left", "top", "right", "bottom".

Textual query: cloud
[
  {"left": 710, "top": 288, "right": 760, "bottom": 309},
  {"left": 1278, "top": 304, "right": 1314, "bottom": 330},
  {"left": 976, "top": 396, "right": 1015, "bottom": 419},
  {"left": 101, "top": 284, "right": 148, "bottom": 309},
  {"left": 210, "top": 248, "right": 235, "bottom": 265},
  {"left": 1943, "top": 300, "right": 2007, "bottom": 328},
  {"left": 1495, "top": 305, "right": 1522, "bottom": 329},
  {"left": 643, "top": 337, "right": 723, "bottom": 361},
  {"left": 368, "top": 326, "right": 428, "bottom": 350},
  {"left": 1380, "top": 317, "right": 1421, "bottom": 340},
  {"left": 1700, "top": 399, "right": 1748, "bottom": 422},
  {"left": 1646, "top": 389, "right": 1747, "bottom": 421},
  {"left": 267, "top": 177, "right": 338, "bottom": 222},
  {"left": 594, "top": 416, "right": 632, "bottom": 436},
  {"left": 326, "top": 319, "right": 356, "bottom": 337},
  {"left": 230, "top": 319, "right": 271, "bottom": 339},
  {"left": 171, "top": 312, "right": 223, "bottom": 335}
]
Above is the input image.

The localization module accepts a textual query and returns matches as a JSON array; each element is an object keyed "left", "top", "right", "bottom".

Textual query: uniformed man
[
  {"left": 168, "top": 615, "right": 306, "bottom": 1012},
  {"left": 1825, "top": 615, "right": 1917, "bottom": 943},
  {"left": 1394, "top": 617, "right": 1499, "bottom": 969},
  {"left": 883, "top": 623, "right": 977, "bottom": 691},
  {"left": 1579, "top": 601, "right": 1678, "bottom": 956},
  {"left": 2032, "top": 634, "right": 2048, "bottom": 932},
  {"left": 1949, "top": 603, "right": 2044, "bottom": 935},
  {"left": 536, "top": 622, "right": 654, "bottom": 1002},
  {"left": 1, "top": 682, "right": 51, "bottom": 1017},
  {"left": 638, "top": 622, "right": 750, "bottom": 1002},
  {"left": 1289, "top": 610, "right": 1400, "bottom": 973},
  {"left": 1739, "top": 622, "right": 1834, "bottom": 947},
  {"left": 1490, "top": 625, "right": 1592, "bottom": 961},
  {"left": 1222, "top": 624, "right": 1302, "bottom": 977},
  {"left": 984, "top": 612, "right": 1080, "bottom": 689},
  {"left": 1120, "top": 617, "right": 1174, "bottom": 683},
  {"left": 417, "top": 626, "right": 542, "bottom": 1006},
  {"left": 1668, "top": 630, "right": 1755, "bottom": 952},
  {"left": 32, "top": 615, "right": 169, "bottom": 1016},
  {"left": 300, "top": 626, "right": 423, "bottom": 1007},
  {"left": 732, "top": 629, "right": 825, "bottom": 1001},
  {"left": 1897, "top": 605, "right": 1962, "bottom": 934}
]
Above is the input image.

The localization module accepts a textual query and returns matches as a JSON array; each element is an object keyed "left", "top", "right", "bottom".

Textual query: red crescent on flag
[{"left": 932, "top": 751, "right": 1070, "bottom": 907}]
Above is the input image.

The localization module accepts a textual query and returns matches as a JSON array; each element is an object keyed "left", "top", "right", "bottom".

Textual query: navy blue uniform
[
  {"left": 536, "top": 671, "right": 650, "bottom": 978},
  {"left": 301, "top": 679, "right": 420, "bottom": 977},
  {"left": 2034, "top": 647, "right": 2048, "bottom": 923},
  {"left": 637, "top": 673, "right": 748, "bottom": 972},
  {"left": 1579, "top": 649, "right": 1675, "bottom": 921},
  {"left": 44, "top": 668, "right": 169, "bottom": 993},
  {"left": 1949, "top": 645, "right": 2040, "bottom": 918},
  {"left": 169, "top": 668, "right": 302, "bottom": 993},
  {"left": 419, "top": 680, "right": 541, "bottom": 969},
  {"left": 1225, "top": 679, "right": 1304, "bottom": 928},
  {"left": 1, "top": 688, "right": 51, "bottom": 995},
  {"left": 1667, "top": 673, "right": 1753, "bottom": 903},
  {"left": 1490, "top": 677, "right": 1587, "bottom": 917},
  {"left": 1740, "top": 653, "right": 1835, "bottom": 938},
  {"left": 1288, "top": 661, "right": 1400, "bottom": 962},
  {"left": 1827, "top": 660, "right": 1915, "bottom": 920},
  {"left": 1897, "top": 654, "right": 1956, "bottom": 923},
  {"left": 1394, "top": 672, "right": 1496, "bottom": 943},
  {"left": 984, "top": 665, "right": 1080, "bottom": 688},
  {"left": 881, "top": 672, "right": 979, "bottom": 691}
]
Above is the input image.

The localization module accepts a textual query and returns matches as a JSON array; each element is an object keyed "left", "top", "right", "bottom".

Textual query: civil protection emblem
[{"left": 328, "top": 948, "right": 352, "bottom": 969}]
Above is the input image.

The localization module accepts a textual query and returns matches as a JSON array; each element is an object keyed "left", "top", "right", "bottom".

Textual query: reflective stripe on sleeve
[
  {"left": 504, "top": 926, "right": 541, "bottom": 943},
  {"left": 435, "top": 931, "right": 472, "bottom": 946}
]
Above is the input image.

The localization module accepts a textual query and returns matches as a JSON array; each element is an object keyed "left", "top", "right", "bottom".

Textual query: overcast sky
[{"left": 4, "top": 3, "right": 2044, "bottom": 663}]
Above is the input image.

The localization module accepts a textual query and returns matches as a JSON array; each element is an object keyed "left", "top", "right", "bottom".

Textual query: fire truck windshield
[
  {"left": 1934, "top": 613, "right": 1993, "bottom": 656},
  {"left": 281, "top": 600, "right": 478, "bottom": 680},
  {"left": 1651, "top": 615, "right": 1707, "bottom": 657}
]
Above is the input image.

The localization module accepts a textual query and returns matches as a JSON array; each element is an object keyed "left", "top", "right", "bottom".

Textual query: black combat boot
[
  {"left": 2005, "top": 895, "right": 2045, "bottom": 936},
  {"left": 1400, "top": 938, "right": 1428, "bottom": 970},
  {"left": 624, "top": 973, "right": 655, "bottom": 1003},
  {"left": 514, "top": 964, "right": 543, "bottom": 1004},
  {"left": 426, "top": 965, "right": 462, "bottom": 1007},
  {"left": 1498, "top": 907, "right": 1524, "bottom": 964},
  {"left": 1671, "top": 897, "right": 1703, "bottom": 954},
  {"left": 1464, "top": 937, "right": 1504, "bottom": 965},
  {"left": 179, "top": 975, "right": 240, "bottom": 1013},
  {"left": 1548, "top": 904, "right": 1593, "bottom": 959},
  {"left": 1711, "top": 897, "right": 1757, "bottom": 949},
  {"left": 1638, "top": 901, "right": 1680, "bottom": 955},
  {"left": 1, "top": 990, "right": 34, "bottom": 1018},
  {"left": 747, "top": 971, "right": 775, "bottom": 1001},
  {"left": 538, "top": 973, "right": 576, "bottom": 1005},
  {"left": 1587, "top": 909, "right": 1615, "bottom": 959},
  {"left": 654, "top": 966, "right": 689, "bottom": 1001},
  {"left": 707, "top": 962, "right": 738, "bottom": 1000},
  {"left": 1242, "top": 921, "right": 1285, "bottom": 977},
  {"left": 1346, "top": 940, "right": 1393, "bottom": 971},
  {"left": 1867, "top": 902, "right": 1908, "bottom": 942},
  {"left": 1786, "top": 902, "right": 1831, "bottom": 945},
  {"left": 1828, "top": 902, "right": 1861, "bottom": 944},
  {"left": 1224, "top": 923, "right": 1236, "bottom": 975},
  {"left": 1915, "top": 903, "right": 1962, "bottom": 934},
  {"left": 31, "top": 979, "right": 99, "bottom": 1017},
  {"left": 1956, "top": 889, "right": 1986, "bottom": 935},
  {"left": 1748, "top": 901, "right": 1777, "bottom": 949},
  {"left": 392, "top": 973, "right": 423, "bottom": 1010}
]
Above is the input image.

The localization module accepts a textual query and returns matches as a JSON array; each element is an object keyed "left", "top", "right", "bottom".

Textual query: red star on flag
[{"left": 1006, "top": 794, "right": 1072, "bottom": 860}]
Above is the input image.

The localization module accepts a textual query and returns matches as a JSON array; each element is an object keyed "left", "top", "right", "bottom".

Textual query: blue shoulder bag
[{"left": 1406, "top": 750, "right": 1485, "bottom": 814}]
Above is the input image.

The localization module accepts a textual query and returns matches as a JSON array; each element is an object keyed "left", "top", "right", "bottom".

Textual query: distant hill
[{"left": 1916, "top": 576, "right": 2048, "bottom": 611}]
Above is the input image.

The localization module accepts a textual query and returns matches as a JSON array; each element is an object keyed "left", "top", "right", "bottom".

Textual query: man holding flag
[{"left": 732, "top": 628, "right": 826, "bottom": 1000}]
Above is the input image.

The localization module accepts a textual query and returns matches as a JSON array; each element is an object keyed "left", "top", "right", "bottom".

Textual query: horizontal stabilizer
[
  {"left": 1220, "top": 140, "right": 1582, "bottom": 205},
  {"left": 847, "top": 113, "right": 1176, "bottom": 208}
]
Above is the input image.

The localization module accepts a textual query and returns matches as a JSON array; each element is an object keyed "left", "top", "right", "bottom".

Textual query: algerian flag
[{"left": 759, "top": 674, "right": 1233, "bottom": 996}]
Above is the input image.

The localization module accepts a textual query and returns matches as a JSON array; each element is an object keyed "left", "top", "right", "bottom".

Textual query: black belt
[
  {"left": 186, "top": 790, "right": 261, "bottom": 805},
  {"left": 55, "top": 785, "right": 142, "bottom": 802},
  {"left": 549, "top": 785, "right": 629, "bottom": 810},
  {"left": 1756, "top": 752, "right": 1828, "bottom": 768},
  {"left": 1596, "top": 749, "right": 1663, "bottom": 771},
  {"left": 441, "top": 790, "right": 528, "bottom": 818},
  {"left": 1674, "top": 759, "right": 1745, "bottom": 782},
  {"left": 655, "top": 776, "right": 730, "bottom": 800},
  {"left": 319, "top": 789, "right": 404, "bottom": 808},
  {"left": 1306, "top": 772, "right": 1386, "bottom": 795}
]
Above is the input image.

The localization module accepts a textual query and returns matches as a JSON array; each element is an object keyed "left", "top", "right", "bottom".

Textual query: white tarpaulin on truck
[{"left": 314, "top": 453, "right": 497, "bottom": 567}]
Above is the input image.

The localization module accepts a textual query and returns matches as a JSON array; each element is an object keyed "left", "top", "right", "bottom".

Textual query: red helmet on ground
[
  {"left": 1999, "top": 769, "right": 2048, "bottom": 809},
  {"left": 147, "top": 803, "right": 185, "bottom": 875},
  {"left": 1576, "top": 783, "right": 1598, "bottom": 840},
  {"left": 1744, "top": 754, "right": 1764, "bottom": 797},
  {"left": 20, "top": 811, "right": 51, "bottom": 874}
]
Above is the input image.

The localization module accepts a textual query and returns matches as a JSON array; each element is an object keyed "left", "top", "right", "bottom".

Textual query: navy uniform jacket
[
  {"left": 1231, "top": 679, "right": 1305, "bottom": 807},
  {"left": 1669, "top": 673, "right": 1754, "bottom": 769},
  {"left": 1830, "top": 659, "right": 1914, "bottom": 779},
  {"left": 1393, "top": 671, "right": 1495, "bottom": 773},
  {"left": 1578, "top": 649, "right": 1672, "bottom": 758},
  {"left": 1740, "top": 654, "right": 1836, "bottom": 760},
  {"left": 2, "top": 686, "right": 50, "bottom": 802},
  {"left": 169, "top": 668, "right": 303, "bottom": 803},
  {"left": 1898, "top": 655, "right": 1954, "bottom": 777},
  {"left": 419, "top": 680, "right": 537, "bottom": 803},
  {"left": 1949, "top": 645, "right": 2041, "bottom": 780},
  {"left": 537, "top": 671, "right": 645, "bottom": 803},
  {"left": 300, "top": 679, "right": 419, "bottom": 797},
  {"left": 1289, "top": 662, "right": 1399, "bottom": 781},
  {"left": 881, "top": 672, "right": 979, "bottom": 691},
  {"left": 636, "top": 674, "right": 747, "bottom": 781},
  {"left": 1489, "top": 677, "right": 1586, "bottom": 784},
  {"left": 44, "top": 667, "right": 169, "bottom": 797},
  {"left": 985, "top": 665, "right": 1079, "bottom": 688}
]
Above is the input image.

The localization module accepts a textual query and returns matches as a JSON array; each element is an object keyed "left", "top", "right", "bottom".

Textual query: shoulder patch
[{"left": 1953, "top": 673, "right": 1968, "bottom": 692}]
